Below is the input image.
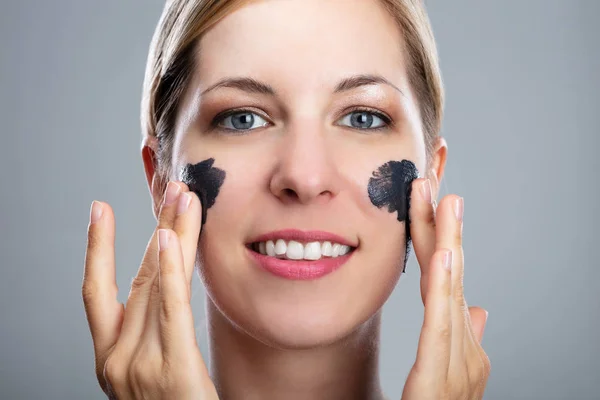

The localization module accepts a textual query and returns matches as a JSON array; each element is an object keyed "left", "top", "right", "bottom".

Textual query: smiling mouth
[{"left": 247, "top": 239, "right": 356, "bottom": 261}]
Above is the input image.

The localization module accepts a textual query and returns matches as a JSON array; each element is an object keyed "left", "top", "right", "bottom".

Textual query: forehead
[{"left": 196, "top": 0, "right": 407, "bottom": 91}]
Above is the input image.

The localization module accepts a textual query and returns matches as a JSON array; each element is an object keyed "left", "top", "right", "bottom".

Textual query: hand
[
  {"left": 401, "top": 178, "right": 491, "bottom": 399},
  {"left": 82, "top": 181, "right": 219, "bottom": 399}
]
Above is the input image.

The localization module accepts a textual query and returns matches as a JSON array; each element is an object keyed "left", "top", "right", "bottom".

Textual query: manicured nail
[
  {"left": 176, "top": 192, "right": 191, "bottom": 215},
  {"left": 158, "top": 229, "right": 170, "bottom": 251},
  {"left": 420, "top": 179, "right": 432, "bottom": 204},
  {"left": 442, "top": 249, "right": 453, "bottom": 271},
  {"left": 164, "top": 182, "right": 181, "bottom": 205},
  {"left": 90, "top": 201, "right": 103, "bottom": 223},
  {"left": 454, "top": 197, "right": 464, "bottom": 222}
]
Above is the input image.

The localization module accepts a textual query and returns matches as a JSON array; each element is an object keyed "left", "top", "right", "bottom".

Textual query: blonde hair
[{"left": 141, "top": 0, "right": 444, "bottom": 192}]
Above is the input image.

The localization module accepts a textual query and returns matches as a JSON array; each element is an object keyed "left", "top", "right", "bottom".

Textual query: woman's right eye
[{"left": 213, "top": 110, "right": 269, "bottom": 132}]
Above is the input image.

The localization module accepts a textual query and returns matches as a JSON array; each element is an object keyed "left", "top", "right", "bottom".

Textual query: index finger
[
  {"left": 171, "top": 183, "right": 202, "bottom": 292},
  {"left": 408, "top": 177, "right": 437, "bottom": 304},
  {"left": 82, "top": 202, "right": 124, "bottom": 365}
]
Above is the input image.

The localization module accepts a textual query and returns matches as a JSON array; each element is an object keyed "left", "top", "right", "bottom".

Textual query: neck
[{"left": 205, "top": 299, "right": 386, "bottom": 400}]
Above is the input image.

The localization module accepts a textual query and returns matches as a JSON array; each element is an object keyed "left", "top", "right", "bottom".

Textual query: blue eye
[
  {"left": 337, "top": 110, "right": 390, "bottom": 131},
  {"left": 212, "top": 108, "right": 391, "bottom": 133},
  {"left": 214, "top": 110, "right": 269, "bottom": 132}
]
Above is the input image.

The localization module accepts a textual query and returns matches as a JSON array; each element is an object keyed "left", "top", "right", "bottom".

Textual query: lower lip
[{"left": 247, "top": 248, "right": 354, "bottom": 280}]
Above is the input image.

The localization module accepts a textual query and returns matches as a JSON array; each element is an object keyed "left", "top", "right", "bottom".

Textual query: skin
[{"left": 82, "top": 0, "right": 490, "bottom": 399}]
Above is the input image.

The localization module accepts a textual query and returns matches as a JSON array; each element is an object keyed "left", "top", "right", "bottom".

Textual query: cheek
[
  {"left": 195, "top": 164, "right": 262, "bottom": 283},
  {"left": 368, "top": 160, "right": 419, "bottom": 223}
]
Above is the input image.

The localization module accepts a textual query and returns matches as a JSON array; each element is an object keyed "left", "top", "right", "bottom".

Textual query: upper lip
[{"left": 248, "top": 229, "right": 358, "bottom": 247}]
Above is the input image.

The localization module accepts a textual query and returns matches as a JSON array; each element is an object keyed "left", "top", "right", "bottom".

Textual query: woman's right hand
[{"left": 82, "top": 181, "right": 219, "bottom": 399}]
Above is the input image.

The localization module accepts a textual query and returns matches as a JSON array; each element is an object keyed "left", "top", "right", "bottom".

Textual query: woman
[{"left": 82, "top": 0, "right": 491, "bottom": 398}]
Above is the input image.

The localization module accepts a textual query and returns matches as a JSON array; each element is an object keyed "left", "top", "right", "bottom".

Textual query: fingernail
[
  {"left": 158, "top": 229, "right": 170, "bottom": 251},
  {"left": 442, "top": 249, "right": 453, "bottom": 270},
  {"left": 420, "top": 179, "right": 432, "bottom": 204},
  {"left": 164, "top": 182, "right": 181, "bottom": 205},
  {"left": 176, "top": 192, "right": 191, "bottom": 215},
  {"left": 90, "top": 201, "right": 103, "bottom": 224},
  {"left": 454, "top": 197, "right": 464, "bottom": 222}
]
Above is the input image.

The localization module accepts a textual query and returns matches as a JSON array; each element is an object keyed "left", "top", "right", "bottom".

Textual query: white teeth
[
  {"left": 304, "top": 241, "right": 322, "bottom": 260},
  {"left": 266, "top": 240, "right": 276, "bottom": 256},
  {"left": 286, "top": 240, "right": 304, "bottom": 260},
  {"left": 274, "top": 239, "right": 287, "bottom": 256},
  {"left": 321, "top": 241, "right": 333, "bottom": 257},
  {"left": 254, "top": 239, "right": 353, "bottom": 260},
  {"left": 331, "top": 243, "right": 341, "bottom": 257}
]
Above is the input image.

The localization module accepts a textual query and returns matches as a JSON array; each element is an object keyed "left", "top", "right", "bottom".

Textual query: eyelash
[{"left": 209, "top": 107, "right": 393, "bottom": 134}]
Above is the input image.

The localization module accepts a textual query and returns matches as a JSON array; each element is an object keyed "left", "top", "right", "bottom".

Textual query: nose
[{"left": 269, "top": 120, "right": 340, "bottom": 205}]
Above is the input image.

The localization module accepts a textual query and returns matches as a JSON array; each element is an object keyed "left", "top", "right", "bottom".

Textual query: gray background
[{"left": 1, "top": 1, "right": 598, "bottom": 399}]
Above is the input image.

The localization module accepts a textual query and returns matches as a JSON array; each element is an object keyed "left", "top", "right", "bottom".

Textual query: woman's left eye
[{"left": 336, "top": 110, "right": 391, "bottom": 131}]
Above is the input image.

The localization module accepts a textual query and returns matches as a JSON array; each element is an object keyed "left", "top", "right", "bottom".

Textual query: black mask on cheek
[
  {"left": 180, "top": 158, "right": 226, "bottom": 232},
  {"left": 368, "top": 160, "right": 419, "bottom": 273}
]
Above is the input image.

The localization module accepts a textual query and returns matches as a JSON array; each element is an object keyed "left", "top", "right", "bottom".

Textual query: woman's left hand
[{"left": 401, "top": 178, "right": 491, "bottom": 400}]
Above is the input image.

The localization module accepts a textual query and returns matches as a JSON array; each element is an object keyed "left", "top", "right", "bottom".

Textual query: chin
[
  {"left": 205, "top": 273, "right": 393, "bottom": 351},
  {"left": 247, "top": 302, "right": 373, "bottom": 350}
]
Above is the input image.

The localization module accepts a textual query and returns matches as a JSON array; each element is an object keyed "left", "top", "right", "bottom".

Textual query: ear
[
  {"left": 141, "top": 135, "right": 165, "bottom": 220},
  {"left": 427, "top": 136, "right": 448, "bottom": 202}
]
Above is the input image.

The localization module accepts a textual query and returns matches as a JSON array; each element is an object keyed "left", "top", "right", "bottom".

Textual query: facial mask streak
[
  {"left": 368, "top": 160, "right": 419, "bottom": 273},
  {"left": 180, "top": 158, "right": 226, "bottom": 232}
]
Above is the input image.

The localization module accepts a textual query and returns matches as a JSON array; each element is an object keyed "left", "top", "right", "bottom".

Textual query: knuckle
[
  {"left": 81, "top": 281, "right": 99, "bottom": 305},
  {"left": 453, "top": 280, "right": 466, "bottom": 303},
  {"left": 130, "top": 349, "right": 163, "bottom": 392},
  {"left": 150, "top": 277, "right": 161, "bottom": 297},
  {"left": 160, "top": 297, "right": 187, "bottom": 322},
  {"left": 103, "top": 355, "right": 127, "bottom": 390},
  {"left": 131, "top": 362, "right": 153, "bottom": 388},
  {"left": 421, "top": 319, "right": 451, "bottom": 340},
  {"left": 129, "top": 267, "right": 155, "bottom": 293},
  {"left": 437, "top": 324, "right": 452, "bottom": 339},
  {"left": 468, "top": 350, "right": 491, "bottom": 389}
]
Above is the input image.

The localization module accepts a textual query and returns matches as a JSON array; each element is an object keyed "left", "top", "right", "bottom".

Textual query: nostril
[{"left": 282, "top": 188, "right": 299, "bottom": 200}]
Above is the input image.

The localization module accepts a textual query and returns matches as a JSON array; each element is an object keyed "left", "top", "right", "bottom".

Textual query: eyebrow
[{"left": 200, "top": 74, "right": 404, "bottom": 97}]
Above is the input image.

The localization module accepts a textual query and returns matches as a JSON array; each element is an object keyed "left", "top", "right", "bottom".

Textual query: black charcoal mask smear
[
  {"left": 180, "top": 158, "right": 226, "bottom": 233},
  {"left": 368, "top": 160, "right": 419, "bottom": 273}
]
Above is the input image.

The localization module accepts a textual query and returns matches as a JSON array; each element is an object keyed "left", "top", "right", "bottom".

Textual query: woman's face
[{"left": 170, "top": 0, "right": 428, "bottom": 348}]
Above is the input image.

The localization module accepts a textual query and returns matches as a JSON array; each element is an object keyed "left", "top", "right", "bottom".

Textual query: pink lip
[
  {"left": 248, "top": 229, "right": 357, "bottom": 247},
  {"left": 247, "top": 249, "right": 354, "bottom": 280},
  {"left": 246, "top": 229, "right": 358, "bottom": 280}
]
